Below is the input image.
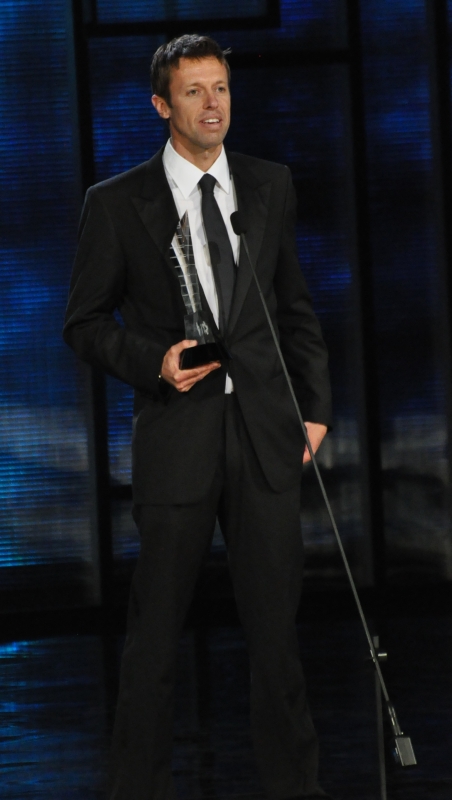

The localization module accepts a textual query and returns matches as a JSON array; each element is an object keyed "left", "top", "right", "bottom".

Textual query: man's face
[{"left": 152, "top": 56, "right": 231, "bottom": 160}]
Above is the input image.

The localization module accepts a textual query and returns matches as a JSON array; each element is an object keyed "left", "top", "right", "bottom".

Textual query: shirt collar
[{"left": 163, "top": 139, "right": 231, "bottom": 199}]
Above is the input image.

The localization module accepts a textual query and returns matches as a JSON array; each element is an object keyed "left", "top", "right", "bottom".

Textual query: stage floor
[{"left": 0, "top": 610, "right": 451, "bottom": 799}]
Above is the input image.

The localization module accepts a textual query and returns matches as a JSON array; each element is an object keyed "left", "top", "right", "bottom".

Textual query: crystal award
[{"left": 171, "top": 212, "right": 230, "bottom": 370}]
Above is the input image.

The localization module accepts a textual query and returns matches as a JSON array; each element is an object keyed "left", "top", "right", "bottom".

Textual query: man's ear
[{"left": 152, "top": 94, "right": 171, "bottom": 120}]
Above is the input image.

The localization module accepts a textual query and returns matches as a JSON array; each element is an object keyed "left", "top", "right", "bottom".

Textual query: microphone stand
[
  {"left": 231, "top": 213, "right": 417, "bottom": 795},
  {"left": 373, "top": 636, "right": 388, "bottom": 800}
]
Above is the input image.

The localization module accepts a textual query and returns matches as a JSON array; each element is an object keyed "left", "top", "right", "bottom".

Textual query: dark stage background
[{"left": 1, "top": 1, "right": 452, "bottom": 797}]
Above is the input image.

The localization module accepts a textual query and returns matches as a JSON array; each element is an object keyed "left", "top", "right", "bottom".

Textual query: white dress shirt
[{"left": 163, "top": 139, "right": 238, "bottom": 393}]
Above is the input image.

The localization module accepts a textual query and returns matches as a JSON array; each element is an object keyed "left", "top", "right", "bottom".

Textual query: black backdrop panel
[
  {"left": 96, "top": 0, "right": 269, "bottom": 23},
  {"left": 362, "top": 0, "right": 452, "bottom": 582},
  {"left": 213, "top": 0, "right": 346, "bottom": 51}
]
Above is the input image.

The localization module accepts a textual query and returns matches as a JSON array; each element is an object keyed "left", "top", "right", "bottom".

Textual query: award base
[{"left": 180, "top": 340, "right": 230, "bottom": 370}]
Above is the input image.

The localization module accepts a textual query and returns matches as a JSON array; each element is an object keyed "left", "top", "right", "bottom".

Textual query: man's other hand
[
  {"left": 303, "top": 422, "right": 328, "bottom": 464},
  {"left": 161, "top": 340, "right": 221, "bottom": 392}
]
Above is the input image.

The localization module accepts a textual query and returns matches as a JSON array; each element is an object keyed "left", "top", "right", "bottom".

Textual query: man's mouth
[{"left": 200, "top": 118, "right": 221, "bottom": 125}]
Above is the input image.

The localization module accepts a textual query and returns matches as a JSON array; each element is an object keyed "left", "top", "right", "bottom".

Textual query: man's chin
[
  {"left": 196, "top": 132, "right": 226, "bottom": 151},
  {"left": 170, "top": 127, "right": 228, "bottom": 160}
]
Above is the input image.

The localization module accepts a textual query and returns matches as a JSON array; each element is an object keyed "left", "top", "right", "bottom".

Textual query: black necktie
[{"left": 199, "top": 173, "right": 236, "bottom": 332}]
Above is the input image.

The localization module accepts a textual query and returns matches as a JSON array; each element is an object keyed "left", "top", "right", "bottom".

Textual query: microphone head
[{"left": 230, "top": 211, "right": 247, "bottom": 236}]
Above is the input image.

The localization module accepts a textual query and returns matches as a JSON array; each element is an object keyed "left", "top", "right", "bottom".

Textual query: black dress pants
[{"left": 109, "top": 395, "right": 325, "bottom": 800}]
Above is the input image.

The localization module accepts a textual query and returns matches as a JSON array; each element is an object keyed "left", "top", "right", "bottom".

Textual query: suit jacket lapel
[
  {"left": 227, "top": 153, "right": 271, "bottom": 335},
  {"left": 131, "top": 149, "right": 183, "bottom": 290}
]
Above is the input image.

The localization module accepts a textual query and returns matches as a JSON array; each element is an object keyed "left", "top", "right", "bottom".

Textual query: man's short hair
[{"left": 151, "top": 34, "right": 231, "bottom": 106}]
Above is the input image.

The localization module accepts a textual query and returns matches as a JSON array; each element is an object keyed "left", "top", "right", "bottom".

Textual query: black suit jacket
[{"left": 63, "top": 148, "right": 332, "bottom": 504}]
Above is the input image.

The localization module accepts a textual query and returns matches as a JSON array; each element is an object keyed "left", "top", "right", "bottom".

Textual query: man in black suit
[{"left": 64, "top": 34, "right": 332, "bottom": 800}]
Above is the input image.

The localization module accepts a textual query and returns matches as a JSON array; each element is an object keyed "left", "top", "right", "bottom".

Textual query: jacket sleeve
[
  {"left": 63, "top": 187, "right": 167, "bottom": 396},
  {"left": 273, "top": 168, "right": 332, "bottom": 427}
]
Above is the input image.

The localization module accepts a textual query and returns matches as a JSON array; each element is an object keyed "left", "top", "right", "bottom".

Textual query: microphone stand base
[{"left": 393, "top": 735, "right": 417, "bottom": 767}]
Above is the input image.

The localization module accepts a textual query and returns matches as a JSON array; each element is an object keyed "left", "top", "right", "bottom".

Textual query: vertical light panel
[
  {"left": 0, "top": 0, "right": 95, "bottom": 605},
  {"left": 362, "top": 0, "right": 452, "bottom": 582}
]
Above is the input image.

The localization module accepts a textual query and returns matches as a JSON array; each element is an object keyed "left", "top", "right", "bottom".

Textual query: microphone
[
  {"left": 230, "top": 211, "right": 247, "bottom": 236},
  {"left": 230, "top": 211, "right": 417, "bottom": 772}
]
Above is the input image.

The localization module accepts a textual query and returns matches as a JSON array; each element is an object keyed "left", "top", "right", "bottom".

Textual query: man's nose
[{"left": 204, "top": 92, "right": 219, "bottom": 107}]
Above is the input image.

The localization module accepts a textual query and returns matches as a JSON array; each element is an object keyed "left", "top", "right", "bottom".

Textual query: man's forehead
[{"left": 170, "top": 56, "right": 229, "bottom": 83}]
